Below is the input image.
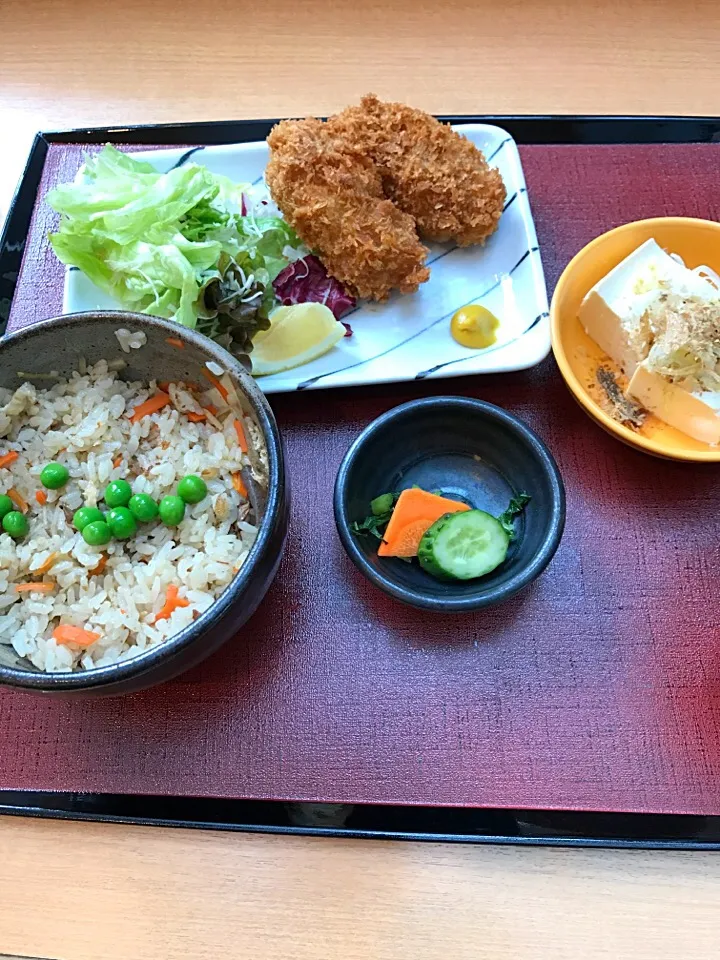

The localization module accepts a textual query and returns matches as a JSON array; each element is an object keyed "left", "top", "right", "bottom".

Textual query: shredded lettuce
[{"left": 47, "top": 144, "right": 303, "bottom": 358}]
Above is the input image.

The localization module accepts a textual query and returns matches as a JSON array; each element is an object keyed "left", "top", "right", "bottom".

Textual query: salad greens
[{"left": 48, "top": 144, "right": 304, "bottom": 360}]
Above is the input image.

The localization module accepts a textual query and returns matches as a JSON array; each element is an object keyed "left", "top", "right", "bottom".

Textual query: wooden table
[
  {"left": 2, "top": 1, "right": 720, "bottom": 957},
  {"left": 2, "top": 815, "right": 720, "bottom": 960}
]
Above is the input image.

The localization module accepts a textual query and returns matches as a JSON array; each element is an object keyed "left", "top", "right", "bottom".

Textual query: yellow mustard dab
[{"left": 450, "top": 305, "right": 500, "bottom": 348}]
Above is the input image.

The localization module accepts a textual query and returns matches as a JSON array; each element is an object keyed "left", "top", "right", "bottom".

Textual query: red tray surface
[{"left": 2, "top": 143, "right": 719, "bottom": 813}]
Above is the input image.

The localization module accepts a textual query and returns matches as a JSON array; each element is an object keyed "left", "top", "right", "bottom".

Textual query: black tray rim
[
  {"left": 35, "top": 113, "right": 720, "bottom": 143},
  {"left": 4, "top": 792, "right": 720, "bottom": 850},
  {"left": 2, "top": 113, "right": 720, "bottom": 849}
]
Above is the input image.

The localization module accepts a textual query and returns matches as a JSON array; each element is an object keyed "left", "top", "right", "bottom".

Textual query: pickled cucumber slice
[{"left": 417, "top": 509, "right": 510, "bottom": 581}]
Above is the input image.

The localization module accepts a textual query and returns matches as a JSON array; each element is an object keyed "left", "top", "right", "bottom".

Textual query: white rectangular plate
[{"left": 64, "top": 125, "right": 549, "bottom": 394}]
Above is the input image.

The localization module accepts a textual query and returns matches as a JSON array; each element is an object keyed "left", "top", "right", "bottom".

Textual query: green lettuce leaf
[
  {"left": 235, "top": 216, "right": 300, "bottom": 280},
  {"left": 47, "top": 144, "right": 304, "bottom": 347}
]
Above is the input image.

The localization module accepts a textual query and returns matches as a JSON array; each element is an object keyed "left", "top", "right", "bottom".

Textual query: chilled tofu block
[
  {"left": 627, "top": 364, "right": 720, "bottom": 444},
  {"left": 579, "top": 239, "right": 716, "bottom": 375}
]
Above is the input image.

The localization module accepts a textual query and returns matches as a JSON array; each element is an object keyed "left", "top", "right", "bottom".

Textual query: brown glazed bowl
[{"left": 0, "top": 311, "right": 287, "bottom": 696}]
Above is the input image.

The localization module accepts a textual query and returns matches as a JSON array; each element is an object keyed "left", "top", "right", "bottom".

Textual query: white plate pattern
[{"left": 64, "top": 125, "right": 549, "bottom": 394}]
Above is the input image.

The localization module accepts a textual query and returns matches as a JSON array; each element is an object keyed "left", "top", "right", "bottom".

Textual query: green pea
[
  {"left": 40, "top": 462, "right": 70, "bottom": 490},
  {"left": 158, "top": 495, "right": 185, "bottom": 527},
  {"left": 128, "top": 493, "right": 159, "bottom": 523},
  {"left": 82, "top": 520, "right": 112, "bottom": 546},
  {"left": 104, "top": 479, "right": 132, "bottom": 508},
  {"left": 73, "top": 506, "right": 105, "bottom": 532},
  {"left": 0, "top": 495, "right": 13, "bottom": 520},
  {"left": 2, "top": 510, "right": 29, "bottom": 539},
  {"left": 177, "top": 474, "right": 208, "bottom": 505},
  {"left": 106, "top": 507, "right": 137, "bottom": 540}
]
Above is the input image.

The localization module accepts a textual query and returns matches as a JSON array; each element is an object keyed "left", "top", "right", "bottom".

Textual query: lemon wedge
[{"left": 250, "top": 303, "right": 346, "bottom": 377}]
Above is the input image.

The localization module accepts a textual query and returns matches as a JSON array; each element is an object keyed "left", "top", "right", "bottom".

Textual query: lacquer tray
[{"left": 1, "top": 115, "right": 719, "bottom": 848}]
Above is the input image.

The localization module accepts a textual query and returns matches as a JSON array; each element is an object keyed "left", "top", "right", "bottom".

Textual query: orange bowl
[{"left": 550, "top": 217, "right": 720, "bottom": 462}]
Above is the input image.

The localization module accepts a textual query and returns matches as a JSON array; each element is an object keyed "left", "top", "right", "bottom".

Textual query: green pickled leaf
[
  {"left": 350, "top": 493, "right": 401, "bottom": 541},
  {"left": 497, "top": 493, "right": 531, "bottom": 540}
]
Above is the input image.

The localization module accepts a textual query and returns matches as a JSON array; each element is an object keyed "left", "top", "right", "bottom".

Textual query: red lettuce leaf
[{"left": 273, "top": 255, "right": 356, "bottom": 320}]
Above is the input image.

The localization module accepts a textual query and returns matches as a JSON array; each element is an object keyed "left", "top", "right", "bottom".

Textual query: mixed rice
[{"left": 0, "top": 359, "right": 266, "bottom": 672}]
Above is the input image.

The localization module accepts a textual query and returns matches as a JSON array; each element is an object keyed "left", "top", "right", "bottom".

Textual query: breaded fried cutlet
[
  {"left": 266, "top": 118, "right": 430, "bottom": 301},
  {"left": 327, "top": 94, "right": 506, "bottom": 247}
]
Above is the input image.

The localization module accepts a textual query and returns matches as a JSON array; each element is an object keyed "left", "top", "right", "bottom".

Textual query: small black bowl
[{"left": 334, "top": 397, "right": 565, "bottom": 612}]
